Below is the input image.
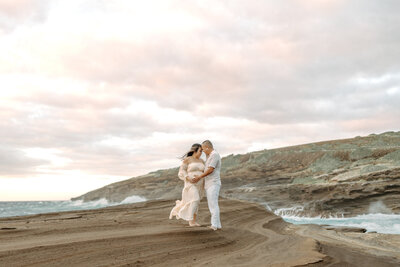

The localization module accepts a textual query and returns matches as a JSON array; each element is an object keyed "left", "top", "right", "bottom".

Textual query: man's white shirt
[{"left": 204, "top": 150, "right": 221, "bottom": 189}]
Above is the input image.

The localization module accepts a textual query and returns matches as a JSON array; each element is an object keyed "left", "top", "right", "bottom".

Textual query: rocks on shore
[{"left": 72, "top": 131, "right": 400, "bottom": 217}]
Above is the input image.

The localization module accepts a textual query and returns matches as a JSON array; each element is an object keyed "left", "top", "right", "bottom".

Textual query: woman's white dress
[{"left": 169, "top": 160, "right": 205, "bottom": 221}]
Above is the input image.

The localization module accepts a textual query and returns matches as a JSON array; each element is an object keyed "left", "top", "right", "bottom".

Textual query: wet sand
[{"left": 0, "top": 199, "right": 399, "bottom": 266}]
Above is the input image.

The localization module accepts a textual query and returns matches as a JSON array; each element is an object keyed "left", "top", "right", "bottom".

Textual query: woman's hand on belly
[{"left": 188, "top": 171, "right": 203, "bottom": 178}]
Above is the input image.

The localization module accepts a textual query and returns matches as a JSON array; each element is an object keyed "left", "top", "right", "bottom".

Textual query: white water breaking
[
  {"left": 0, "top": 195, "right": 147, "bottom": 218},
  {"left": 269, "top": 203, "right": 400, "bottom": 235},
  {"left": 368, "top": 200, "right": 392, "bottom": 214},
  {"left": 282, "top": 213, "right": 400, "bottom": 235},
  {"left": 120, "top": 195, "right": 147, "bottom": 204}
]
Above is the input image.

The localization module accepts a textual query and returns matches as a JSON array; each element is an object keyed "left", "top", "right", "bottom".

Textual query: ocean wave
[
  {"left": 280, "top": 212, "right": 400, "bottom": 234},
  {"left": 120, "top": 195, "right": 147, "bottom": 204},
  {"left": 69, "top": 198, "right": 110, "bottom": 208},
  {"left": 273, "top": 206, "right": 306, "bottom": 217},
  {"left": 0, "top": 195, "right": 146, "bottom": 218}
]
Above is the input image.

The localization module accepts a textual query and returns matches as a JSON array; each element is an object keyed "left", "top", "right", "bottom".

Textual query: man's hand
[
  {"left": 191, "top": 167, "right": 215, "bottom": 184},
  {"left": 191, "top": 175, "right": 201, "bottom": 183}
]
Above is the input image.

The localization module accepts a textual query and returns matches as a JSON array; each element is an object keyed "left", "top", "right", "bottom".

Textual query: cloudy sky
[{"left": 1, "top": 0, "right": 399, "bottom": 201}]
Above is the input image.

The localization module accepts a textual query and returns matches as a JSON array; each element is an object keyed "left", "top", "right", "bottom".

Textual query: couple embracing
[{"left": 169, "top": 140, "right": 222, "bottom": 231}]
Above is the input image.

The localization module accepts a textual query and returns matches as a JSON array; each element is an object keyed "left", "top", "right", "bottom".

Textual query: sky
[{"left": 1, "top": 0, "right": 399, "bottom": 201}]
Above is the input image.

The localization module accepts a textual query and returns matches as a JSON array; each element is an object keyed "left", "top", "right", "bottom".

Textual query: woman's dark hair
[{"left": 181, "top": 143, "right": 202, "bottom": 160}]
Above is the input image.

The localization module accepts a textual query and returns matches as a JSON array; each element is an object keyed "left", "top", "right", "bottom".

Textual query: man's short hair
[{"left": 202, "top": 140, "right": 213, "bottom": 149}]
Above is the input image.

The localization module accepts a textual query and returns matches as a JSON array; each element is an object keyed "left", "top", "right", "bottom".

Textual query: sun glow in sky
[{"left": 1, "top": 0, "right": 399, "bottom": 201}]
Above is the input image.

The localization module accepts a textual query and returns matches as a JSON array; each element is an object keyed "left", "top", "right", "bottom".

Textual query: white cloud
[
  {"left": 0, "top": 0, "right": 399, "bottom": 200},
  {"left": 386, "top": 87, "right": 399, "bottom": 96},
  {"left": 23, "top": 147, "right": 72, "bottom": 169}
]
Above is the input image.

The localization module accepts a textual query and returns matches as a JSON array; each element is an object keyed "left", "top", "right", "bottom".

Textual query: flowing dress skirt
[{"left": 169, "top": 171, "right": 204, "bottom": 221}]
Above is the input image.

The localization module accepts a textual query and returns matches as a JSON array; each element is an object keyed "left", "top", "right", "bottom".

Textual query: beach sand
[{"left": 0, "top": 199, "right": 399, "bottom": 266}]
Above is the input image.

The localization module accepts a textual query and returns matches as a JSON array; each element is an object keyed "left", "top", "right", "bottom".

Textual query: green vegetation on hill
[{"left": 72, "top": 131, "right": 400, "bottom": 216}]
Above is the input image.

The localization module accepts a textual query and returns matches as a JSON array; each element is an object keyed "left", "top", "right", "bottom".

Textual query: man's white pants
[{"left": 205, "top": 184, "right": 221, "bottom": 228}]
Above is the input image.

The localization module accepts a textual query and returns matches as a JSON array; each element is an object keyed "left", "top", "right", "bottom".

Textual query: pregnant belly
[{"left": 188, "top": 171, "right": 203, "bottom": 178}]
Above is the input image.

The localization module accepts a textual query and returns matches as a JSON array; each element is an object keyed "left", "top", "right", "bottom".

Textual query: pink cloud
[{"left": 0, "top": 1, "right": 399, "bottom": 200}]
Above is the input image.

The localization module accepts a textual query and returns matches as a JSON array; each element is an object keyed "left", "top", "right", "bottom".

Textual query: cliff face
[{"left": 71, "top": 131, "right": 400, "bottom": 216}]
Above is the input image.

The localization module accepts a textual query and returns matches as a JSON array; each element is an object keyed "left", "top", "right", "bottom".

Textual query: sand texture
[{"left": 1, "top": 199, "right": 399, "bottom": 267}]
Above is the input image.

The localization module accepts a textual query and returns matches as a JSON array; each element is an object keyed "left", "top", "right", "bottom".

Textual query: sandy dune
[{"left": 0, "top": 199, "right": 399, "bottom": 266}]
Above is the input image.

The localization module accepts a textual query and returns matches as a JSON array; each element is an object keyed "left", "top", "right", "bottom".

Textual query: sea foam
[
  {"left": 120, "top": 195, "right": 147, "bottom": 204},
  {"left": 271, "top": 200, "right": 400, "bottom": 234},
  {"left": 280, "top": 212, "right": 400, "bottom": 235},
  {"left": 0, "top": 195, "right": 146, "bottom": 218}
]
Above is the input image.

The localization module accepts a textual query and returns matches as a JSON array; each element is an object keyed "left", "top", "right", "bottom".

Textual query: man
[{"left": 191, "top": 140, "right": 222, "bottom": 230}]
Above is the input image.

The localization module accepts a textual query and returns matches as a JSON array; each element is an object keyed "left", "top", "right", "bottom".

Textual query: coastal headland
[
  {"left": 2, "top": 132, "right": 399, "bottom": 266},
  {"left": 72, "top": 132, "right": 400, "bottom": 217}
]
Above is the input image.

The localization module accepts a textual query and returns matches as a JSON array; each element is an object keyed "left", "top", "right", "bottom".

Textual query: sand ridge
[
  {"left": 0, "top": 199, "right": 399, "bottom": 266},
  {"left": 0, "top": 199, "right": 326, "bottom": 266}
]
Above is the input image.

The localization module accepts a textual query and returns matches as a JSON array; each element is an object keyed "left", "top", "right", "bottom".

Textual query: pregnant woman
[{"left": 169, "top": 143, "right": 205, "bottom": 226}]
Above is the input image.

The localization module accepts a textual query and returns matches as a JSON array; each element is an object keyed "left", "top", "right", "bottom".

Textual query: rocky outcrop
[{"left": 72, "top": 131, "right": 400, "bottom": 216}]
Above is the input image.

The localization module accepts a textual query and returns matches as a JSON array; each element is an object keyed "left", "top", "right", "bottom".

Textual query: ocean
[
  {"left": 0, "top": 195, "right": 146, "bottom": 218},
  {"left": 281, "top": 213, "right": 400, "bottom": 234},
  {"left": 2, "top": 198, "right": 399, "bottom": 235},
  {"left": 272, "top": 206, "right": 400, "bottom": 235}
]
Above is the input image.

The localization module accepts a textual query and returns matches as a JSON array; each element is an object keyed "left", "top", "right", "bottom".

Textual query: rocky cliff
[{"left": 71, "top": 131, "right": 400, "bottom": 216}]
